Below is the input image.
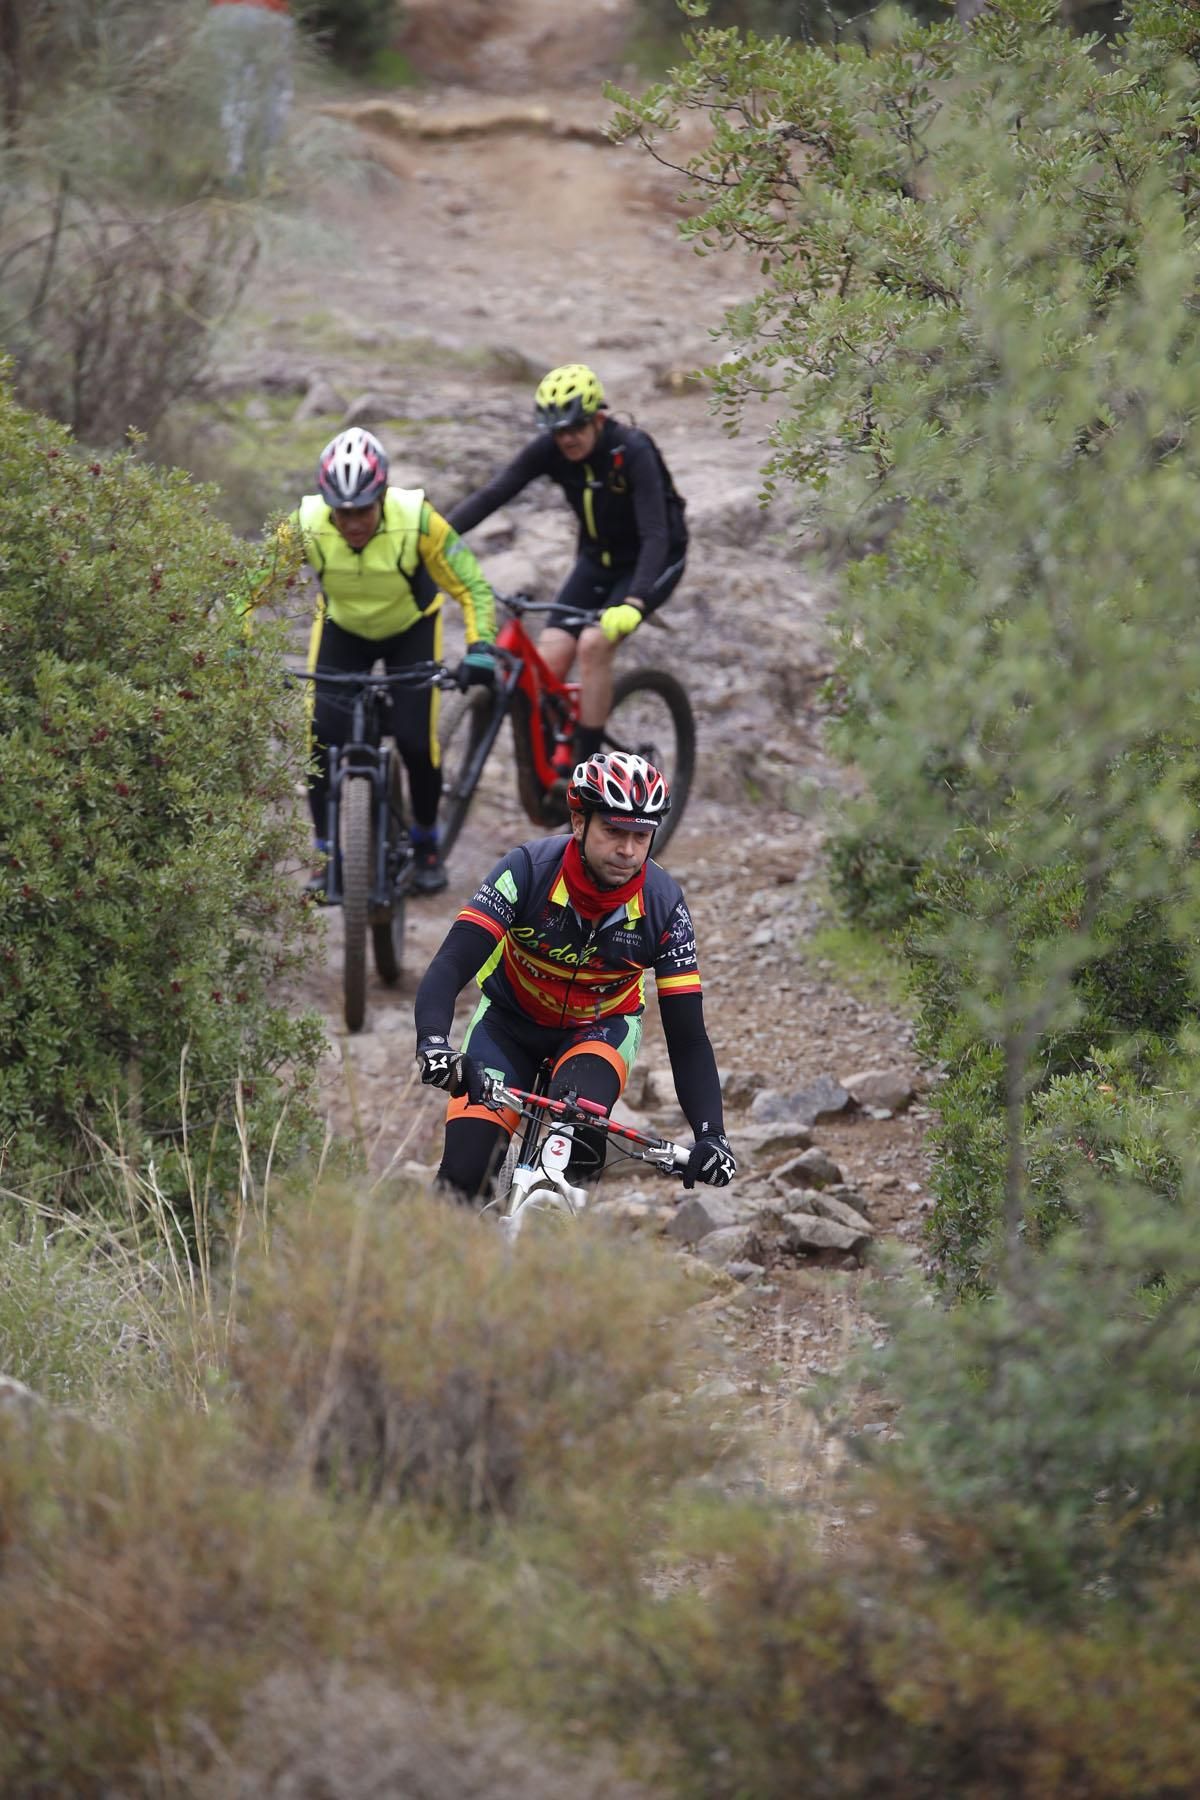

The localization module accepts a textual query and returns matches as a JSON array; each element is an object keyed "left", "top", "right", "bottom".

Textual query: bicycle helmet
[
  {"left": 317, "top": 428, "right": 389, "bottom": 510},
  {"left": 535, "top": 364, "right": 606, "bottom": 432},
  {"left": 567, "top": 750, "right": 670, "bottom": 831}
]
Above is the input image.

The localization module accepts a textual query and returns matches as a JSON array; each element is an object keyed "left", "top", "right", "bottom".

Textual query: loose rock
[
  {"left": 736, "top": 1121, "right": 814, "bottom": 1164},
  {"left": 838, "top": 1068, "right": 917, "bottom": 1114},
  {"left": 666, "top": 1192, "right": 741, "bottom": 1246},
  {"left": 781, "top": 1212, "right": 871, "bottom": 1261},
  {"left": 773, "top": 1146, "right": 843, "bottom": 1191}
]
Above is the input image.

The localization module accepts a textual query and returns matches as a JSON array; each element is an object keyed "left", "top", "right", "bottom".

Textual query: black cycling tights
[{"left": 308, "top": 610, "right": 442, "bottom": 842}]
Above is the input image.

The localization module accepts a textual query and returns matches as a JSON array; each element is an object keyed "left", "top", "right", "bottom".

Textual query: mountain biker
[
  {"left": 413, "top": 750, "right": 735, "bottom": 1203},
  {"left": 447, "top": 365, "right": 687, "bottom": 772},
  {"left": 285, "top": 428, "right": 498, "bottom": 895}
]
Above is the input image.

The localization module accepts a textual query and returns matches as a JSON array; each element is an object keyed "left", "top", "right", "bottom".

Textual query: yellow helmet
[{"left": 534, "top": 363, "right": 606, "bottom": 431}]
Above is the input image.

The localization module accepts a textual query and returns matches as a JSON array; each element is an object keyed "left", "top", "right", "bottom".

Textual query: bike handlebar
[
  {"left": 479, "top": 1074, "right": 691, "bottom": 1173},
  {"left": 495, "top": 592, "right": 599, "bottom": 629},
  {"left": 288, "top": 663, "right": 461, "bottom": 692}
]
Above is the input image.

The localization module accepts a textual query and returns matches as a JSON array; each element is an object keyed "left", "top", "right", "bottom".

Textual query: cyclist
[
  {"left": 447, "top": 365, "right": 687, "bottom": 771},
  {"left": 413, "top": 750, "right": 735, "bottom": 1203},
  {"left": 285, "top": 428, "right": 498, "bottom": 895}
]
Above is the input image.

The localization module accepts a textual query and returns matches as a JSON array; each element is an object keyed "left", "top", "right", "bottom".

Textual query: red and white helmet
[
  {"left": 567, "top": 751, "right": 671, "bottom": 830},
  {"left": 317, "top": 428, "right": 389, "bottom": 510}
]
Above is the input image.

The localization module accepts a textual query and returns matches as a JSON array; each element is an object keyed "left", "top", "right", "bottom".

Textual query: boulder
[
  {"left": 666, "top": 1192, "right": 741, "bottom": 1247},
  {"left": 773, "top": 1147, "right": 844, "bottom": 1191},
  {"left": 342, "top": 392, "right": 406, "bottom": 428},
  {"left": 694, "top": 1224, "right": 768, "bottom": 1269},
  {"left": 749, "top": 1076, "right": 855, "bottom": 1128},
  {"left": 293, "top": 375, "right": 348, "bottom": 423},
  {"left": 736, "top": 1121, "right": 814, "bottom": 1165},
  {"left": 781, "top": 1212, "right": 871, "bottom": 1261},
  {"left": 838, "top": 1067, "right": 917, "bottom": 1114},
  {"left": 721, "top": 1068, "right": 770, "bottom": 1110},
  {"left": 810, "top": 1192, "right": 874, "bottom": 1232}
]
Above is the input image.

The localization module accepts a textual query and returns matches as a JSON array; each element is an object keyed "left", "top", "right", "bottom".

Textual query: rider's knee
[{"left": 576, "top": 626, "right": 614, "bottom": 670}]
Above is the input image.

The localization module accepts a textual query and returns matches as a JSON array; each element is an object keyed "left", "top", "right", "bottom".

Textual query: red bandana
[{"left": 561, "top": 836, "right": 646, "bottom": 921}]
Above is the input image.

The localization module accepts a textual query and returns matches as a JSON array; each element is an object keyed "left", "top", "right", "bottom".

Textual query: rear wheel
[
  {"left": 341, "top": 775, "right": 371, "bottom": 1032},
  {"left": 372, "top": 749, "right": 406, "bottom": 986},
  {"left": 438, "top": 688, "right": 495, "bottom": 857},
  {"left": 604, "top": 669, "right": 695, "bottom": 854}
]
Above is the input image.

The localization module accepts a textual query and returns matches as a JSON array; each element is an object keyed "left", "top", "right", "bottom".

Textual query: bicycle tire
[
  {"left": 372, "top": 749, "right": 406, "bottom": 987},
  {"left": 438, "top": 688, "right": 494, "bottom": 858},
  {"left": 341, "top": 774, "right": 372, "bottom": 1032},
  {"left": 604, "top": 668, "right": 696, "bottom": 854}
]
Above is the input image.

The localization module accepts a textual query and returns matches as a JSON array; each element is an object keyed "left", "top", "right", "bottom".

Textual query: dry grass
[
  {"left": 228, "top": 1183, "right": 725, "bottom": 1523},
  {"left": 169, "top": 1668, "right": 649, "bottom": 1798}
]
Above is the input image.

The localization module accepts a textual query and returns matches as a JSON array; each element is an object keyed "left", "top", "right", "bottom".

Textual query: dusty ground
[{"left": 247, "top": 0, "right": 933, "bottom": 1484}]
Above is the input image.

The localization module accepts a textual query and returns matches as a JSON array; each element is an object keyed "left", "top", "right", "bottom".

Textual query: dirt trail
[{"left": 258, "top": 0, "right": 931, "bottom": 1457}]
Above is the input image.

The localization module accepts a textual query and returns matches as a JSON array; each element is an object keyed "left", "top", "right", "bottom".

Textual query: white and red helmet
[
  {"left": 317, "top": 428, "right": 389, "bottom": 510},
  {"left": 567, "top": 751, "right": 670, "bottom": 830}
]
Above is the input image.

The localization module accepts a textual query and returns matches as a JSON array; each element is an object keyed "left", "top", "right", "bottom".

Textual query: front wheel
[
  {"left": 341, "top": 775, "right": 372, "bottom": 1032},
  {"left": 604, "top": 668, "right": 695, "bottom": 854},
  {"left": 437, "top": 688, "right": 495, "bottom": 859},
  {"left": 372, "top": 748, "right": 407, "bottom": 987}
]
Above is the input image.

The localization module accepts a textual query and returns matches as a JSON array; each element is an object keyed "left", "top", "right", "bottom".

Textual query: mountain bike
[
  {"left": 476, "top": 1064, "right": 691, "bottom": 1242},
  {"left": 436, "top": 595, "right": 695, "bottom": 860},
  {"left": 294, "top": 664, "right": 458, "bottom": 1033}
]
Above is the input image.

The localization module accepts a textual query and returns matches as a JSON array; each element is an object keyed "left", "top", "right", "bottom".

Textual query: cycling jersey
[
  {"left": 457, "top": 834, "right": 700, "bottom": 1027},
  {"left": 448, "top": 418, "right": 687, "bottom": 602},
  {"left": 290, "top": 487, "right": 494, "bottom": 644}
]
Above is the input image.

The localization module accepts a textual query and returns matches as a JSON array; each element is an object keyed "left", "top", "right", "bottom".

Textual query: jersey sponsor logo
[
  {"left": 495, "top": 869, "right": 519, "bottom": 904},
  {"left": 510, "top": 925, "right": 590, "bottom": 966},
  {"left": 473, "top": 880, "right": 516, "bottom": 921}
]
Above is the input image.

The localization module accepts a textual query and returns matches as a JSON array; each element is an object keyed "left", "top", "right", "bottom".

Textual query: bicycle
[
  {"left": 436, "top": 595, "right": 696, "bottom": 860},
  {"left": 476, "top": 1064, "right": 691, "bottom": 1242},
  {"left": 293, "top": 663, "right": 458, "bottom": 1033}
]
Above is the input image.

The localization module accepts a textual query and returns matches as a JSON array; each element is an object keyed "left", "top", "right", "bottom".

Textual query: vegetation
[
  {"left": 0, "top": 377, "right": 323, "bottom": 1221},
  {"left": 612, "top": 0, "right": 1200, "bottom": 1287},
  {"left": 10, "top": 0, "right": 1200, "bottom": 1789}
]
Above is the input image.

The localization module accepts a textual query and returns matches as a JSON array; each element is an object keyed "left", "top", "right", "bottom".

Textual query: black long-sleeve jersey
[{"left": 448, "top": 417, "right": 687, "bottom": 599}]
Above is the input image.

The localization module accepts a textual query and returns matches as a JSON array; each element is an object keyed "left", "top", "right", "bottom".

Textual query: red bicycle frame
[{"left": 493, "top": 607, "right": 581, "bottom": 791}]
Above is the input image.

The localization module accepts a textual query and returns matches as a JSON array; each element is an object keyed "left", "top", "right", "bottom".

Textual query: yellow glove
[{"left": 599, "top": 602, "right": 643, "bottom": 644}]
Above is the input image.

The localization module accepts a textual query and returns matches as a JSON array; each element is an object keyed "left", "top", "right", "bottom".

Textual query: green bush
[
  {"left": 0, "top": 377, "right": 323, "bottom": 1221},
  {"left": 614, "top": 0, "right": 1200, "bottom": 1296},
  {"left": 294, "top": 0, "right": 404, "bottom": 71},
  {"left": 827, "top": 822, "right": 924, "bottom": 934}
]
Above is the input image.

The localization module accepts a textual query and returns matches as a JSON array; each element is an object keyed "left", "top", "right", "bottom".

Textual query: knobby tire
[
  {"left": 438, "top": 688, "right": 494, "bottom": 858},
  {"left": 342, "top": 774, "right": 372, "bottom": 1032},
  {"left": 372, "top": 748, "right": 406, "bottom": 986},
  {"left": 605, "top": 668, "right": 695, "bottom": 853}
]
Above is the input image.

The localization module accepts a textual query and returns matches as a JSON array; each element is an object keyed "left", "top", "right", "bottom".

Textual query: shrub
[
  {"left": 294, "top": 0, "right": 405, "bottom": 71},
  {"left": 0, "top": 377, "right": 323, "bottom": 1221},
  {"left": 0, "top": 188, "right": 258, "bottom": 444},
  {"left": 228, "top": 1186, "right": 723, "bottom": 1525}
]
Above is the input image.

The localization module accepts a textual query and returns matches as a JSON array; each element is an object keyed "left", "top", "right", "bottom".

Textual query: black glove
[
  {"left": 683, "top": 1131, "right": 736, "bottom": 1190},
  {"left": 416, "top": 1036, "right": 485, "bottom": 1104},
  {"left": 455, "top": 641, "right": 498, "bottom": 690}
]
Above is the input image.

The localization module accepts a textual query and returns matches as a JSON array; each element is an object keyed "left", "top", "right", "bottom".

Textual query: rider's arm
[
  {"left": 659, "top": 991, "right": 725, "bottom": 1138},
  {"left": 413, "top": 845, "right": 534, "bottom": 1040},
  {"left": 414, "top": 919, "right": 497, "bottom": 1040},
  {"left": 417, "top": 501, "right": 496, "bottom": 642},
  {"left": 653, "top": 894, "right": 724, "bottom": 1136},
  {"left": 624, "top": 434, "right": 674, "bottom": 603},
  {"left": 446, "top": 436, "right": 554, "bottom": 536}
]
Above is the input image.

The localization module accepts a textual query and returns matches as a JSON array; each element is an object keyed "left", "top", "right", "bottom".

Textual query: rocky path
[{"left": 252, "top": 0, "right": 932, "bottom": 1482}]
